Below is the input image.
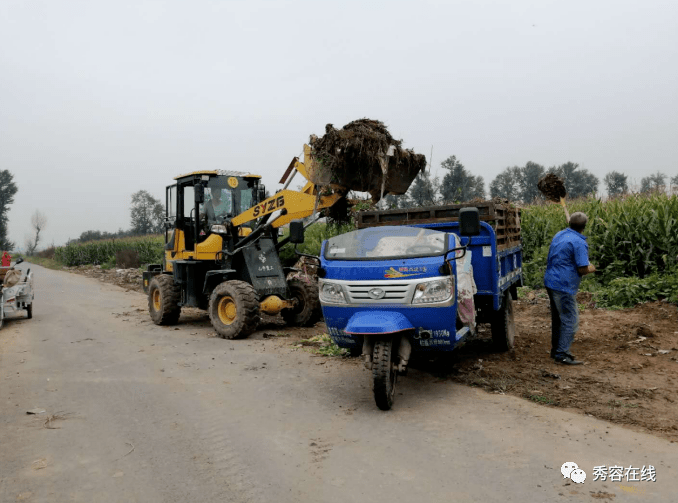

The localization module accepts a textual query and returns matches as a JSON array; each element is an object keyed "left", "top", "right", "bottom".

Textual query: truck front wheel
[
  {"left": 491, "top": 291, "right": 516, "bottom": 351},
  {"left": 372, "top": 338, "right": 398, "bottom": 410}
]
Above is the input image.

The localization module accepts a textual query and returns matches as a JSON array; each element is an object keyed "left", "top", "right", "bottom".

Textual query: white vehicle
[{"left": 0, "top": 257, "right": 33, "bottom": 328}]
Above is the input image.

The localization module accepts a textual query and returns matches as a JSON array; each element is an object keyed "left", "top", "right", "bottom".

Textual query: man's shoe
[
  {"left": 555, "top": 355, "right": 583, "bottom": 365},
  {"left": 551, "top": 351, "right": 576, "bottom": 360}
]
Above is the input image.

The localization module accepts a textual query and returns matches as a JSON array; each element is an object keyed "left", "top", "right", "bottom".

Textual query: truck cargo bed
[{"left": 356, "top": 201, "right": 521, "bottom": 250}]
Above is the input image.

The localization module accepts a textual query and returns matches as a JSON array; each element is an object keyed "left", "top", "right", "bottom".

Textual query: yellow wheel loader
[{"left": 142, "top": 146, "right": 348, "bottom": 339}]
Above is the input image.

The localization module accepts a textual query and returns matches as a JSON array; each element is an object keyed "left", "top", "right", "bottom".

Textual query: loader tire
[
  {"left": 281, "top": 278, "right": 321, "bottom": 327},
  {"left": 491, "top": 291, "right": 516, "bottom": 352},
  {"left": 372, "top": 338, "right": 398, "bottom": 411},
  {"left": 26, "top": 303, "right": 32, "bottom": 319},
  {"left": 148, "top": 274, "right": 181, "bottom": 325},
  {"left": 209, "top": 281, "right": 260, "bottom": 339}
]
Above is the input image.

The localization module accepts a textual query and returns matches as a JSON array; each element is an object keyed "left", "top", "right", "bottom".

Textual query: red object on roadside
[{"left": 1, "top": 251, "right": 10, "bottom": 267}]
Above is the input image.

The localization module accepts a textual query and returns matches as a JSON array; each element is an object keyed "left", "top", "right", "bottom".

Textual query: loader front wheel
[
  {"left": 148, "top": 274, "right": 181, "bottom": 325},
  {"left": 491, "top": 291, "right": 515, "bottom": 352},
  {"left": 209, "top": 281, "right": 260, "bottom": 339},
  {"left": 26, "top": 303, "right": 33, "bottom": 319},
  {"left": 281, "top": 278, "right": 321, "bottom": 327},
  {"left": 372, "top": 338, "right": 398, "bottom": 411}
]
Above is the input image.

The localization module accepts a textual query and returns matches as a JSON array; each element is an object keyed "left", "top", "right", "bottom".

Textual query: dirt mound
[
  {"left": 449, "top": 296, "right": 678, "bottom": 440},
  {"left": 308, "top": 119, "right": 426, "bottom": 202},
  {"left": 537, "top": 173, "right": 567, "bottom": 202},
  {"left": 67, "top": 265, "right": 142, "bottom": 291}
]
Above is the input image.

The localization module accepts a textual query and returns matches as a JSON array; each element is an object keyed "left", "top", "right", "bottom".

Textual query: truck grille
[{"left": 346, "top": 283, "right": 412, "bottom": 304}]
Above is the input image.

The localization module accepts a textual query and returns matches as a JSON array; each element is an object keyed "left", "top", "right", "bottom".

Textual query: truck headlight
[
  {"left": 412, "top": 278, "right": 454, "bottom": 304},
  {"left": 319, "top": 281, "right": 348, "bottom": 304}
]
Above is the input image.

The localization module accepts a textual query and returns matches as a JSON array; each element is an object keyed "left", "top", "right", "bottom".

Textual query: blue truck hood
[{"left": 320, "top": 252, "right": 448, "bottom": 281}]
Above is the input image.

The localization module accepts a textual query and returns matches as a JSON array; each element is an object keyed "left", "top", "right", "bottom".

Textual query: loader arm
[
  {"left": 231, "top": 145, "right": 345, "bottom": 228},
  {"left": 230, "top": 185, "right": 343, "bottom": 228}
]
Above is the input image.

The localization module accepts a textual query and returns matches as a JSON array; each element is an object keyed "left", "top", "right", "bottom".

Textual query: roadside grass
[
  {"left": 607, "top": 399, "right": 640, "bottom": 409},
  {"left": 295, "top": 333, "right": 348, "bottom": 356},
  {"left": 21, "top": 256, "right": 66, "bottom": 271},
  {"left": 529, "top": 394, "right": 557, "bottom": 405}
]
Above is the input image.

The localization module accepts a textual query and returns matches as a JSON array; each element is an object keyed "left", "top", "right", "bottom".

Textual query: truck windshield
[{"left": 324, "top": 226, "right": 448, "bottom": 260}]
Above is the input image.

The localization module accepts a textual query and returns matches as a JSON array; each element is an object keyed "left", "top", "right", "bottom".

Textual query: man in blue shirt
[{"left": 544, "top": 212, "right": 596, "bottom": 365}]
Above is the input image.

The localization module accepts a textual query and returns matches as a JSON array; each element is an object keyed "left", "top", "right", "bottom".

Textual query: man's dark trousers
[{"left": 546, "top": 287, "right": 579, "bottom": 359}]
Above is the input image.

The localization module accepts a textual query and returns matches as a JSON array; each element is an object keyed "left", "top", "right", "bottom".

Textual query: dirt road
[{"left": 2, "top": 264, "right": 677, "bottom": 502}]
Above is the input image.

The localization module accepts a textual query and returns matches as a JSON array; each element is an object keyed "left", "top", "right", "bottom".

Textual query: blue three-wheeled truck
[{"left": 314, "top": 201, "right": 523, "bottom": 410}]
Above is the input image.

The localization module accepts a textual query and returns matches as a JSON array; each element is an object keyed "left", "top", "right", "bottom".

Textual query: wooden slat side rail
[{"left": 357, "top": 201, "right": 521, "bottom": 237}]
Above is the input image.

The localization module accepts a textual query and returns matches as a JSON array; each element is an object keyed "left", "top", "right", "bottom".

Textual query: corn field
[
  {"left": 521, "top": 193, "right": 678, "bottom": 286},
  {"left": 51, "top": 194, "right": 677, "bottom": 306},
  {"left": 54, "top": 235, "right": 164, "bottom": 267}
]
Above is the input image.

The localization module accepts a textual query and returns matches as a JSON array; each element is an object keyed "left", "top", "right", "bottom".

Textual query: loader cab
[{"left": 166, "top": 170, "right": 263, "bottom": 252}]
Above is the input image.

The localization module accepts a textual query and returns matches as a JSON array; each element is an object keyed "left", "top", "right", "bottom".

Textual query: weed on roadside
[
  {"left": 529, "top": 395, "right": 557, "bottom": 405},
  {"left": 295, "top": 334, "right": 347, "bottom": 357}
]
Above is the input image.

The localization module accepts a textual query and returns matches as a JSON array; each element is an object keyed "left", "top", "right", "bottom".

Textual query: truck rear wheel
[
  {"left": 372, "top": 338, "right": 398, "bottom": 411},
  {"left": 491, "top": 291, "right": 515, "bottom": 351},
  {"left": 281, "top": 278, "right": 321, "bottom": 327},
  {"left": 209, "top": 281, "right": 260, "bottom": 339},
  {"left": 148, "top": 274, "right": 181, "bottom": 325}
]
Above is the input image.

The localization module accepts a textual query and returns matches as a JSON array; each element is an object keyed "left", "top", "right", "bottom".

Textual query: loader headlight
[
  {"left": 412, "top": 278, "right": 454, "bottom": 304},
  {"left": 319, "top": 281, "right": 348, "bottom": 304},
  {"left": 210, "top": 225, "right": 229, "bottom": 233}
]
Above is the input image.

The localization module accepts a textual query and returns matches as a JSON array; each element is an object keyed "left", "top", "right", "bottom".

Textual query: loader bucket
[
  {"left": 304, "top": 145, "right": 426, "bottom": 201},
  {"left": 303, "top": 119, "right": 427, "bottom": 201}
]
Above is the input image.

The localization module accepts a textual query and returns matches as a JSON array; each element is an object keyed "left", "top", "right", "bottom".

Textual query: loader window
[
  {"left": 202, "top": 187, "right": 233, "bottom": 221},
  {"left": 183, "top": 186, "right": 194, "bottom": 217},
  {"left": 167, "top": 185, "right": 176, "bottom": 218},
  {"left": 239, "top": 189, "right": 253, "bottom": 214}
]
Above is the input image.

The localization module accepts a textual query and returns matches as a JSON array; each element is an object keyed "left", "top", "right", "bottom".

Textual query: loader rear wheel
[
  {"left": 209, "top": 281, "right": 260, "bottom": 339},
  {"left": 281, "top": 278, "right": 321, "bottom": 327},
  {"left": 372, "top": 338, "right": 398, "bottom": 411},
  {"left": 148, "top": 274, "right": 181, "bottom": 325},
  {"left": 26, "top": 303, "right": 32, "bottom": 319},
  {"left": 491, "top": 291, "right": 515, "bottom": 352}
]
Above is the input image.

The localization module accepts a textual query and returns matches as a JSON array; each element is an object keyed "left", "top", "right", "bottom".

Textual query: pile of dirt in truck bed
[
  {"left": 309, "top": 119, "right": 427, "bottom": 202},
  {"left": 537, "top": 173, "right": 567, "bottom": 202}
]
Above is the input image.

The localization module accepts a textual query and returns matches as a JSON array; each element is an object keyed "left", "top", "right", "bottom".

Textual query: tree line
[
  {"left": 72, "top": 190, "right": 164, "bottom": 244},
  {"left": 380, "top": 156, "right": 678, "bottom": 209},
  {"left": 1, "top": 162, "right": 677, "bottom": 251}
]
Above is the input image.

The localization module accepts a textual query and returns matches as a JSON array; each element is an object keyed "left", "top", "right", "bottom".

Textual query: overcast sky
[{"left": 2, "top": 0, "right": 677, "bottom": 248}]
